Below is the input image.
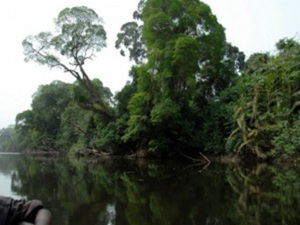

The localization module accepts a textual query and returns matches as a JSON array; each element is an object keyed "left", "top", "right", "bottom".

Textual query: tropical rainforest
[{"left": 1, "top": 0, "right": 300, "bottom": 161}]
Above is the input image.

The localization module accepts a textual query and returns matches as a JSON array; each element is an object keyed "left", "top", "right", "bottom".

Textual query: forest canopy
[{"left": 2, "top": 0, "right": 300, "bottom": 161}]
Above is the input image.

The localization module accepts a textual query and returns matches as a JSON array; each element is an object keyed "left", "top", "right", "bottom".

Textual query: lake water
[{"left": 0, "top": 153, "right": 300, "bottom": 224}]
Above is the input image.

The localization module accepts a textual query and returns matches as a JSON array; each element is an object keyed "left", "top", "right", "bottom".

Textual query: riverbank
[{"left": 6, "top": 148, "right": 300, "bottom": 165}]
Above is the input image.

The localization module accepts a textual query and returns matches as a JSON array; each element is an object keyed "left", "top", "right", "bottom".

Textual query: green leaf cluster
[
  {"left": 17, "top": 2, "right": 300, "bottom": 160},
  {"left": 226, "top": 38, "right": 300, "bottom": 159},
  {"left": 118, "top": 0, "right": 243, "bottom": 156}
]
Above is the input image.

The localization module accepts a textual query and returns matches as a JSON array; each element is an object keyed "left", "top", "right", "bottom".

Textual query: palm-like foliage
[{"left": 227, "top": 38, "right": 300, "bottom": 158}]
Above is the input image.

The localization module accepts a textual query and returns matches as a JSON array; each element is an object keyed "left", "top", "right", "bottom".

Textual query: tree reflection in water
[{"left": 0, "top": 154, "right": 300, "bottom": 224}]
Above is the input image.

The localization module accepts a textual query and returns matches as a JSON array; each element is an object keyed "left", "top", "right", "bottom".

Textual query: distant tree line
[
  {"left": 0, "top": 125, "right": 20, "bottom": 152},
  {"left": 2, "top": 0, "right": 300, "bottom": 160}
]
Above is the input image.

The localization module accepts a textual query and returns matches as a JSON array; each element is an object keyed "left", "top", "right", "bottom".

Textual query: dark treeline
[{"left": 2, "top": 0, "right": 300, "bottom": 160}]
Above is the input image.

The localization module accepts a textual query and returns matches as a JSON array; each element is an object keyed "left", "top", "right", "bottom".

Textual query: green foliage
[
  {"left": 72, "top": 78, "right": 115, "bottom": 115},
  {"left": 23, "top": 6, "right": 106, "bottom": 68},
  {"left": 23, "top": 2, "right": 300, "bottom": 159},
  {"left": 57, "top": 102, "right": 94, "bottom": 152},
  {"left": 0, "top": 126, "right": 21, "bottom": 152},
  {"left": 14, "top": 76, "right": 130, "bottom": 154},
  {"left": 115, "top": 0, "right": 146, "bottom": 64},
  {"left": 118, "top": 0, "right": 244, "bottom": 155},
  {"left": 116, "top": 22, "right": 146, "bottom": 64},
  {"left": 194, "top": 101, "right": 234, "bottom": 155},
  {"left": 23, "top": 6, "right": 114, "bottom": 119},
  {"left": 69, "top": 141, "right": 87, "bottom": 156},
  {"left": 114, "top": 77, "right": 137, "bottom": 117},
  {"left": 16, "top": 81, "right": 73, "bottom": 151},
  {"left": 227, "top": 38, "right": 300, "bottom": 159},
  {"left": 150, "top": 98, "right": 180, "bottom": 125},
  {"left": 272, "top": 115, "right": 300, "bottom": 156},
  {"left": 17, "top": 2, "right": 248, "bottom": 157}
]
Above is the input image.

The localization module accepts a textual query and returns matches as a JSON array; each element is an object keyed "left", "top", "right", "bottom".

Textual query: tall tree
[
  {"left": 23, "top": 6, "right": 115, "bottom": 119},
  {"left": 118, "top": 0, "right": 244, "bottom": 154},
  {"left": 115, "top": 0, "right": 147, "bottom": 64}
]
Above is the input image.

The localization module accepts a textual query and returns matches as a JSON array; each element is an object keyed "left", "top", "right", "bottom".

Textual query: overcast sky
[{"left": 0, "top": 0, "right": 299, "bottom": 129}]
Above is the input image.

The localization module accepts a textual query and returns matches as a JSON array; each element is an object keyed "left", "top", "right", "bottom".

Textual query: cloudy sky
[{"left": 0, "top": 0, "right": 299, "bottom": 129}]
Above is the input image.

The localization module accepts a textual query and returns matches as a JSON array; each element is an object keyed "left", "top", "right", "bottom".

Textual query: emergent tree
[{"left": 22, "top": 6, "right": 115, "bottom": 119}]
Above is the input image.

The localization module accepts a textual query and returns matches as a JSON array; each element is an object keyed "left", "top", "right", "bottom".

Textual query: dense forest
[{"left": 1, "top": 0, "right": 300, "bottom": 160}]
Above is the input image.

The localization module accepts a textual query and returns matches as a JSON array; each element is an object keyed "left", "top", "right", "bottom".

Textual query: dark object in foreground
[{"left": 0, "top": 196, "right": 52, "bottom": 225}]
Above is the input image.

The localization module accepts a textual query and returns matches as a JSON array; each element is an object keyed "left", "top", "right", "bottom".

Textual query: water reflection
[
  {"left": 0, "top": 154, "right": 300, "bottom": 224},
  {"left": 0, "top": 154, "right": 23, "bottom": 198},
  {"left": 225, "top": 163, "right": 300, "bottom": 225}
]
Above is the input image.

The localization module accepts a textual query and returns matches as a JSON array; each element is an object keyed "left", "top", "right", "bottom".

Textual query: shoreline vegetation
[
  {"left": 13, "top": 149, "right": 300, "bottom": 166},
  {"left": 22, "top": 150, "right": 300, "bottom": 169},
  {"left": 1, "top": 148, "right": 299, "bottom": 169},
  {"left": 1, "top": 1, "right": 300, "bottom": 162}
]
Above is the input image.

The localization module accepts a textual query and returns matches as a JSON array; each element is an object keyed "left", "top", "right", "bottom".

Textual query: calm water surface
[{"left": 0, "top": 153, "right": 300, "bottom": 225}]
